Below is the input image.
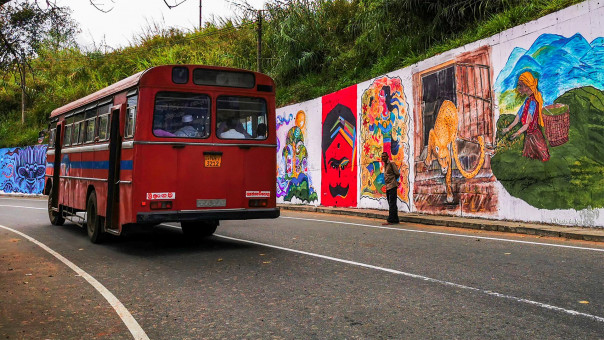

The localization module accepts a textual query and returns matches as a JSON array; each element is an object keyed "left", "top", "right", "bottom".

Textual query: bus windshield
[
  {"left": 153, "top": 92, "right": 211, "bottom": 138},
  {"left": 216, "top": 96, "right": 267, "bottom": 140}
]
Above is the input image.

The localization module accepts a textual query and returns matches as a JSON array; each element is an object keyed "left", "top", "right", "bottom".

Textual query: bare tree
[
  {"left": 88, "top": 0, "right": 190, "bottom": 13},
  {"left": 0, "top": 0, "right": 77, "bottom": 123}
]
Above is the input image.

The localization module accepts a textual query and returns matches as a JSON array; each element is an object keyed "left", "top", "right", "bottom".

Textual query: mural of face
[
  {"left": 0, "top": 146, "right": 47, "bottom": 194},
  {"left": 322, "top": 90, "right": 357, "bottom": 207},
  {"left": 324, "top": 134, "right": 353, "bottom": 198}
]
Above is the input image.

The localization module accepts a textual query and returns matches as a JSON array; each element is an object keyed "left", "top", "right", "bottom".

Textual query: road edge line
[{"left": 0, "top": 224, "right": 150, "bottom": 340}]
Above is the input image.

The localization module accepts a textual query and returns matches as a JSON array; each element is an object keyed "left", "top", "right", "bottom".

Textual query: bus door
[
  {"left": 50, "top": 123, "right": 63, "bottom": 210},
  {"left": 105, "top": 104, "right": 124, "bottom": 231}
]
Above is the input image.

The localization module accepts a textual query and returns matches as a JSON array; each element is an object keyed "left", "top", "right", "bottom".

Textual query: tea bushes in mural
[
  {"left": 493, "top": 33, "right": 604, "bottom": 210},
  {"left": 360, "top": 76, "right": 410, "bottom": 208},
  {"left": 0, "top": 145, "right": 47, "bottom": 194},
  {"left": 276, "top": 110, "right": 318, "bottom": 203}
]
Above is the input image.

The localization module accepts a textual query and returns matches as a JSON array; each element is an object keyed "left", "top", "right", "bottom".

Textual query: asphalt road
[{"left": 1, "top": 196, "right": 603, "bottom": 339}]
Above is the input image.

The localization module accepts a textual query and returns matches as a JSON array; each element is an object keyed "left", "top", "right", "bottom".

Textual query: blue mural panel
[{"left": 0, "top": 145, "right": 47, "bottom": 194}]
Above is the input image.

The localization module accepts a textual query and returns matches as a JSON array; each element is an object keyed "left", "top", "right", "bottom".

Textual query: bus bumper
[{"left": 136, "top": 208, "right": 280, "bottom": 224}]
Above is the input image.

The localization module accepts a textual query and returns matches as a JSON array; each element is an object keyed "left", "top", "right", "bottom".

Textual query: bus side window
[
  {"left": 64, "top": 125, "right": 72, "bottom": 146},
  {"left": 72, "top": 122, "right": 80, "bottom": 145},
  {"left": 125, "top": 95, "right": 137, "bottom": 138},
  {"left": 49, "top": 128, "right": 56, "bottom": 148},
  {"left": 98, "top": 114, "right": 109, "bottom": 141},
  {"left": 85, "top": 118, "right": 96, "bottom": 143},
  {"left": 78, "top": 121, "right": 86, "bottom": 144}
]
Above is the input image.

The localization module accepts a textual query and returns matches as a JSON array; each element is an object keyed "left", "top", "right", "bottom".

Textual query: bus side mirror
[{"left": 37, "top": 130, "right": 46, "bottom": 144}]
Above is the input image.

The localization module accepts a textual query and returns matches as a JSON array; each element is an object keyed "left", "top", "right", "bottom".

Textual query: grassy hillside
[
  {"left": 0, "top": 0, "right": 585, "bottom": 147},
  {"left": 492, "top": 86, "right": 604, "bottom": 210}
]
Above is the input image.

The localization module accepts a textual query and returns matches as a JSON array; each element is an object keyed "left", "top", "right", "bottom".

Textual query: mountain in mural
[{"left": 495, "top": 33, "right": 604, "bottom": 105}]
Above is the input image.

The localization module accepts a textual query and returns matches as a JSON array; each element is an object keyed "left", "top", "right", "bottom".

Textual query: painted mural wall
[
  {"left": 276, "top": 0, "right": 604, "bottom": 227},
  {"left": 0, "top": 145, "right": 47, "bottom": 195}
]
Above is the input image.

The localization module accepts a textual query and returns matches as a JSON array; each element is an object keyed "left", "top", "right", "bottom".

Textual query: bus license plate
[{"left": 204, "top": 154, "right": 221, "bottom": 167}]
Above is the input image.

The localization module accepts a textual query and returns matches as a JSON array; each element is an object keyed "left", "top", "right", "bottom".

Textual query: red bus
[{"left": 45, "top": 65, "right": 279, "bottom": 243}]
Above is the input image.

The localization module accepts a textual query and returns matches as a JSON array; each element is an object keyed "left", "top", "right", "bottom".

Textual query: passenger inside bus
[
  {"left": 255, "top": 123, "right": 267, "bottom": 139},
  {"left": 218, "top": 118, "right": 249, "bottom": 139},
  {"left": 175, "top": 114, "right": 198, "bottom": 137}
]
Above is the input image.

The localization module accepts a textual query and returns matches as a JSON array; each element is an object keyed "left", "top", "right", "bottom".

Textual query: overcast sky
[{"left": 55, "top": 0, "right": 269, "bottom": 50}]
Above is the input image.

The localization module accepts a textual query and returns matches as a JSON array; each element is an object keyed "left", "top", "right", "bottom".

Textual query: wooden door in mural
[{"left": 413, "top": 46, "right": 497, "bottom": 214}]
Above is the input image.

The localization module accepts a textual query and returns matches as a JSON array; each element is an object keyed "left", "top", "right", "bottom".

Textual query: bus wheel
[
  {"left": 86, "top": 192, "right": 106, "bottom": 244},
  {"left": 181, "top": 220, "right": 218, "bottom": 238},
  {"left": 47, "top": 190, "right": 65, "bottom": 226}
]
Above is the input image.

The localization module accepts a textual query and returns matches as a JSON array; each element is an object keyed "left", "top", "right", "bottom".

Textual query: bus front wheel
[
  {"left": 86, "top": 192, "right": 106, "bottom": 244},
  {"left": 47, "top": 186, "right": 65, "bottom": 226},
  {"left": 181, "top": 220, "right": 218, "bottom": 238}
]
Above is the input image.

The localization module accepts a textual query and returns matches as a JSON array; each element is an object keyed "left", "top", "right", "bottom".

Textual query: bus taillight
[
  {"left": 150, "top": 201, "right": 173, "bottom": 210},
  {"left": 249, "top": 199, "right": 268, "bottom": 208}
]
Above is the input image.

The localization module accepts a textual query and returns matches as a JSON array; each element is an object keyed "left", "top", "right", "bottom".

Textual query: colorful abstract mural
[
  {"left": 273, "top": 3, "right": 604, "bottom": 227},
  {"left": 493, "top": 33, "right": 604, "bottom": 210},
  {"left": 0, "top": 145, "right": 47, "bottom": 194},
  {"left": 277, "top": 110, "right": 318, "bottom": 203},
  {"left": 321, "top": 86, "right": 357, "bottom": 207},
  {"left": 360, "top": 76, "right": 410, "bottom": 209}
]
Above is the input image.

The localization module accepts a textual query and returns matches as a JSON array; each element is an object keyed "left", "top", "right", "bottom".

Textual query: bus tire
[
  {"left": 86, "top": 191, "right": 106, "bottom": 244},
  {"left": 181, "top": 220, "right": 218, "bottom": 238},
  {"left": 47, "top": 186, "right": 65, "bottom": 226}
]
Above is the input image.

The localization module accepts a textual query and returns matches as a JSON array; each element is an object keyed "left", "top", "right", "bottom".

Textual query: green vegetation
[
  {"left": 0, "top": 0, "right": 586, "bottom": 147},
  {"left": 492, "top": 87, "right": 604, "bottom": 210}
]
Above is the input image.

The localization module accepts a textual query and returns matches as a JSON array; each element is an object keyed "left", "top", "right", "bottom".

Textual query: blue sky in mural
[{"left": 495, "top": 33, "right": 604, "bottom": 104}]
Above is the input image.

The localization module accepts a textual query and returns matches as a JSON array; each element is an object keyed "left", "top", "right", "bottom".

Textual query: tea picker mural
[
  {"left": 493, "top": 33, "right": 604, "bottom": 210},
  {"left": 360, "top": 76, "right": 410, "bottom": 209}
]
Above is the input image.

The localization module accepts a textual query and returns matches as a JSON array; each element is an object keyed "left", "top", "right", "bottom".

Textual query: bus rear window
[
  {"left": 216, "top": 96, "right": 267, "bottom": 140},
  {"left": 153, "top": 92, "right": 211, "bottom": 139}
]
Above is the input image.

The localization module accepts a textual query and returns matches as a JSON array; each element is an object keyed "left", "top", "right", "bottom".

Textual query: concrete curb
[{"left": 279, "top": 205, "right": 604, "bottom": 242}]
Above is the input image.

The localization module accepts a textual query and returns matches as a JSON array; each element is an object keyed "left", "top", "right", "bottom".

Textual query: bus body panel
[{"left": 47, "top": 65, "right": 279, "bottom": 235}]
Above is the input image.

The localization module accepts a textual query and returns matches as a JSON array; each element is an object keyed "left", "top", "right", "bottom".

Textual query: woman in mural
[{"left": 502, "top": 72, "right": 550, "bottom": 162}]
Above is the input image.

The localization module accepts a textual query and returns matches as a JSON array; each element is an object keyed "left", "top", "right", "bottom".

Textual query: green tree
[{"left": 0, "top": 0, "right": 77, "bottom": 123}]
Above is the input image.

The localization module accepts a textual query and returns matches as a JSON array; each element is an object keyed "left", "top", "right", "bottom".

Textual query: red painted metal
[{"left": 46, "top": 65, "right": 279, "bottom": 235}]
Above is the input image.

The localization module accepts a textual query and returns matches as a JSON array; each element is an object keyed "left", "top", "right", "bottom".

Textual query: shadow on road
[{"left": 94, "top": 223, "right": 255, "bottom": 257}]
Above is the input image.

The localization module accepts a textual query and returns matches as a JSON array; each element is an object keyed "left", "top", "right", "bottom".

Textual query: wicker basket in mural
[{"left": 542, "top": 103, "right": 570, "bottom": 147}]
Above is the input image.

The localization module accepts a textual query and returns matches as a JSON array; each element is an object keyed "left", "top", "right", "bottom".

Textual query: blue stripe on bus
[{"left": 51, "top": 160, "right": 133, "bottom": 170}]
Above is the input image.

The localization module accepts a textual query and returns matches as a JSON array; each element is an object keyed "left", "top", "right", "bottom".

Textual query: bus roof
[
  {"left": 49, "top": 65, "right": 273, "bottom": 119},
  {"left": 50, "top": 70, "right": 146, "bottom": 118}
]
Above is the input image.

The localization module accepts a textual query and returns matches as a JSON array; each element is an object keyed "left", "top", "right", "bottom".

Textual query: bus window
[
  {"left": 98, "top": 114, "right": 109, "bottom": 141},
  {"left": 72, "top": 123, "right": 80, "bottom": 145},
  {"left": 78, "top": 121, "right": 86, "bottom": 144},
  {"left": 85, "top": 118, "right": 96, "bottom": 143},
  {"left": 49, "top": 128, "right": 56, "bottom": 148},
  {"left": 125, "top": 95, "right": 137, "bottom": 138},
  {"left": 216, "top": 96, "right": 267, "bottom": 140},
  {"left": 64, "top": 125, "right": 72, "bottom": 146},
  {"left": 152, "top": 92, "right": 210, "bottom": 139}
]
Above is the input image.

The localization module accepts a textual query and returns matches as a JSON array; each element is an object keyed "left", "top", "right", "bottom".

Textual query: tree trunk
[{"left": 20, "top": 70, "right": 25, "bottom": 124}]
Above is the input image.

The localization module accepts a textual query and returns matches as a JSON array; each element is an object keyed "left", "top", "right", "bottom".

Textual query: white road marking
[
  {"left": 0, "top": 205, "right": 46, "bottom": 210},
  {"left": 0, "top": 224, "right": 150, "bottom": 340},
  {"left": 283, "top": 216, "right": 604, "bottom": 252},
  {"left": 0, "top": 197, "right": 45, "bottom": 202},
  {"left": 214, "top": 233, "right": 604, "bottom": 324}
]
